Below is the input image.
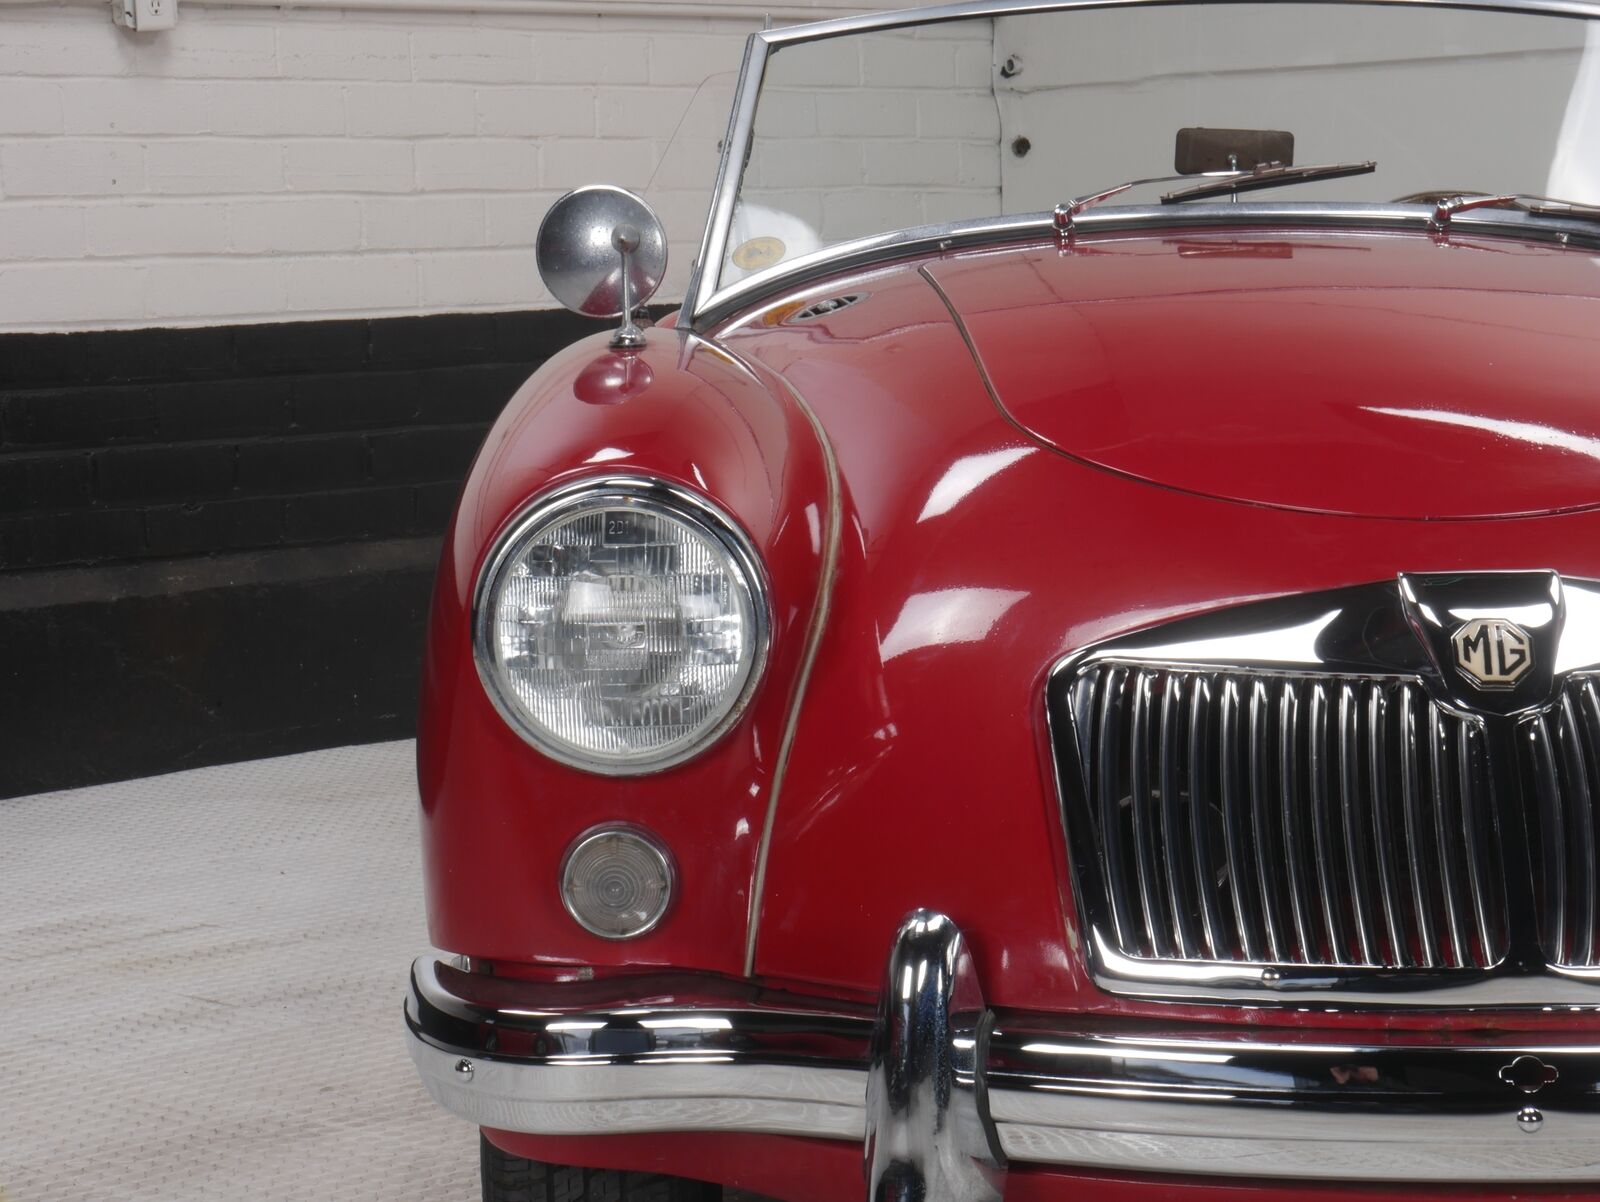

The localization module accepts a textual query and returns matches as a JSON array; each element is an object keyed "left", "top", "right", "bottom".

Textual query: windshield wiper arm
[
  {"left": 1052, "top": 160, "right": 1378, "bottom": 243},
  {"left": 1161, "top": 160, "right": 1377, "bottom": 204},
  {"left": 1419, "top": 191, "right": 1600, "bottom": 230}
]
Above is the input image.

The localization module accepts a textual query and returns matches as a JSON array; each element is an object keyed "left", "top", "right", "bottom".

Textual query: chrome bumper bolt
[
  {"left": 1517, "top": 1106, "right": 1544, "bottom": 1132},
  {"left": 454, "top": 1058, "right": 475, "bottom": 1081}
]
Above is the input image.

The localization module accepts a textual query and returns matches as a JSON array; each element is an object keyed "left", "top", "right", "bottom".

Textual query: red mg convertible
[{"left": 405, "top": 1, "right": 1600, "bottom": 1197}]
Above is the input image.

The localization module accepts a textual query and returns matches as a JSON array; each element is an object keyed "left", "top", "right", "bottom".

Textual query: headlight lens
[{"left": 473, "top": 478, "right": 767, "bottom": 774}]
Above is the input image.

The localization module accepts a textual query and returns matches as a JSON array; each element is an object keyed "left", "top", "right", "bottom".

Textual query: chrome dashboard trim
[{"left": 406, "top": 950, "right": 1600, "bottom": 1182}]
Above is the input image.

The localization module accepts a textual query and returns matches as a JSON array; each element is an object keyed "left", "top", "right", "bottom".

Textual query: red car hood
[
  {"left": 716, "top": 227, "right": 1600, "bottom": 1022},
  {"left": 923, "top": 231, "right": 1600, "bottom": 520}
]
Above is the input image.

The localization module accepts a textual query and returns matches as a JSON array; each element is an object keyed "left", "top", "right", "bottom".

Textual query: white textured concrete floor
[{"left": 0, "top": 741, "right": 476, "bottom": 1202}]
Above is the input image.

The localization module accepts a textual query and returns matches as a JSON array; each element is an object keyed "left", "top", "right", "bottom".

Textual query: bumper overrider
[{"left": 406, "top": 911, "right": 1600, "bottom": 1197}]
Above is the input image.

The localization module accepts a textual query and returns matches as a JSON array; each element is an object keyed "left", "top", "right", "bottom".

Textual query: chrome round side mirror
[{"left": 537, "top": 185, "right": 667, "bottom": 348}]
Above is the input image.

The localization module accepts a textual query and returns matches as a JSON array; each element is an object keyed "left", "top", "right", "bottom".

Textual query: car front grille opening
[{"left": 1068, "top": 666, "right": 1511, "bottom": 971}]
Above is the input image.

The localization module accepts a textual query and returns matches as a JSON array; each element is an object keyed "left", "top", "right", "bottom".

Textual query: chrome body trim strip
[
  {"left": 409, "top": 1036, "right": 867, "bottom": 1141},
  {"left": 989, "top": 1096, "right": 1600, "bottom": 1182},
  {"left": 725, "top": 361, "right": 844, "bottom": 979},
  {"left": 407, "top": 948, "right": 1600, "bottom": 1183}
]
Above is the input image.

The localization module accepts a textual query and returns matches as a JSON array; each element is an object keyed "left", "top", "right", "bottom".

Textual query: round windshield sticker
[{"left": 732, "top": 236, "right": 786, "bottom": 271}]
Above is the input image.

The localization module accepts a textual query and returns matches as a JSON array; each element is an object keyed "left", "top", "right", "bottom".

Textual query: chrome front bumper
[{"left": 406, "top": 912, "right": 1600, "bottom": 1195}]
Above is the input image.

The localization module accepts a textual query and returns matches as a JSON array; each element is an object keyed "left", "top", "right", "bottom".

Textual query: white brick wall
[
  {"left": 740, "top": 23, "right": 1000, "bottom": 254},
  {"left": 0, "top": 0, "right": 927, "bottom": 332}
]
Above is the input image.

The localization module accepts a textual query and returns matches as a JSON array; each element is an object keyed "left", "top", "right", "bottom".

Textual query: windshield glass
[
  {"left": 642, "top": 71, "right": 739, "bottom": 305},
  {"left": 711, "top": 2, "right": 1600, "bottom": 301}
]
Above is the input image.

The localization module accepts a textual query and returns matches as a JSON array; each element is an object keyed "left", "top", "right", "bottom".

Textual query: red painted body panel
[
  {"left": 420, "top": 221, "right": 1600, "bottom": 1192},
  {"left": 708, "top": 228, "right": 1600, "bottom": 1031},
  {"left": 418, "top": 332, "right": 834, "bottom": 976},
  {"left": 927, "top": 232, "right": 1600, "bottom": 520},
  {"left": 486, "top": 1130, "right": 1600, "bottom": 1202}
]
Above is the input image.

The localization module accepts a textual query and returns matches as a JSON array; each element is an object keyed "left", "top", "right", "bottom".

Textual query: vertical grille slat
[
  {"left": 1220, "top": 678, "right": 1264, "bottom": 961},
  {"left": 1367, "top": 683, "right": 1409, "bottom": 966},
  {"left": 1528, "top": 714, "right": 1566, "bottom": 961},
  {"left": 1429, "top": 702, "right": 1471, "bottom": 969},
  {"left": 1247, "top": 679, "right": 1284, "bottom": 962},
  {"left": 1128, "top": 671, "right": 1170, "bottom": 958},
  {"left": 1188, "top": 676, "right": 1225, "bottom": 958},
  {"left": 1095, "top": 666, "right": 1136, "bottom": 954},
  {"left": 1065, "top": 664, "right": 1514, "bottom": 976},
  {"left": 1159, "top": 677, "right": 1199, "bottom": 959},
  {"left": 1574, "top": 682, "right": 1600, "bottom": 966},
  {"left": 1557, "top": 693, "right": 1596, "bottom": 966},
  {"left": 1457, "top": 722, "right": 1500, "bottom": 967},
  {"left": 1308, "top": 682, "right": 1350, "bottom": 966},
  {"left": 1397, "top": 685, "right": 1439, "bottom": 968},
  {"left": 1277, "top": 680, "right": 1315, "bottom": 963},
  {"left": 1338, "top": 682, "right": 1379, "bottom": 965}
]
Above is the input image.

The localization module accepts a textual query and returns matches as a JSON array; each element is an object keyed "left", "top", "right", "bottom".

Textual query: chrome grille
[
  {"left": 1067, "top": 666, "right": 1508, "bottom": 971},
  {"left": 1523, "top": 676, "right": 1600, "bottom": 968}
]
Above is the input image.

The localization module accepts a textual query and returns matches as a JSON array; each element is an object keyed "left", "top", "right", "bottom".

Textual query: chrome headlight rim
[{"left": 471, "top": 474, "right": 772, "bottom": 776}]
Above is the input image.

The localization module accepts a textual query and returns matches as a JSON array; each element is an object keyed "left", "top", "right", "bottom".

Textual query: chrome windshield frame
[
  {"left": 680, "top": 0, "right": 1600, "bottom": 329},
  {"left": 692, "top": 202, "right": 1600, "bottom": 332}
]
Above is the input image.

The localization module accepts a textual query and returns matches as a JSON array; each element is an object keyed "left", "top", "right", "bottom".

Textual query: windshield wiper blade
[
  {"left": 1160, "top": 160, "right": 1377, "bottom": 204},
  {"left": 1526, "top": 198, "right": 1600, "bottom": 223},
  {"left": 1052, "top": 161, "right": 1378, "bottom": 242}
]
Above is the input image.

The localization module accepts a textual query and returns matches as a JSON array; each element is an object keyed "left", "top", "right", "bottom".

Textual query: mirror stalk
[{"left": 611, "top": 223, "right": 647, "bottom": 350}]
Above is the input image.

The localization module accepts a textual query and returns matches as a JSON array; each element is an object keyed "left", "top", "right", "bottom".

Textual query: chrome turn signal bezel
[{"left": 558, "top": 823, "right": 677, "bottom": 940}]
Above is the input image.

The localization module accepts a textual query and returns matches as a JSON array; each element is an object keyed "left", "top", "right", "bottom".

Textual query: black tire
[{"left": 481, "top": 1133, "right": 724, "bottom": 1202}]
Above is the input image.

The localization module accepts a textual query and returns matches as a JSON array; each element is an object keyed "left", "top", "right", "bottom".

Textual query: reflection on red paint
[{"left": 573, "top": 350, "right": 655, "bottom": 405}]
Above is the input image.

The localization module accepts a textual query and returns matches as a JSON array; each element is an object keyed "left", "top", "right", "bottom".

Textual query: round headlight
[{"left": 473, "top": 477, "right": 768, "bottom": 774}]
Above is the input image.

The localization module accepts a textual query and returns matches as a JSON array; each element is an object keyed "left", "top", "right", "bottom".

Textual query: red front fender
[{"left": 418, "top": 327, "right": 835, "bottom": 978}]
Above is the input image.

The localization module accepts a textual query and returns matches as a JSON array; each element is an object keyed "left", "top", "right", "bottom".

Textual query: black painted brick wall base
[
  {"left": 0, "top": 308, "right": 632, "bottom": 797},
  {"left": 0, "top": 540, "right": 438, "bottom": 798},
  {"left": 0, "top": 309, "right": 619, "bottom": 571}
]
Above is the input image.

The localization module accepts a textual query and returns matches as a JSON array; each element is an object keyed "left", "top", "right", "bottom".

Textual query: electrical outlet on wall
[{"left": 112, "top": 0, "right": 176, "bottom": 31}]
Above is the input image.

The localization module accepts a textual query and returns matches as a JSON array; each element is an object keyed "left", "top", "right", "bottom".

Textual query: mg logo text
[{"left": 1452, "top": 618, "right": 1534, "bottom": 690}]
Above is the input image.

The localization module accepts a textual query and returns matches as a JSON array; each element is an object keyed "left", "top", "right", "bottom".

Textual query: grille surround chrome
[{"left": 1046, "top": 574, "right": 1600, "bottom": 1007}]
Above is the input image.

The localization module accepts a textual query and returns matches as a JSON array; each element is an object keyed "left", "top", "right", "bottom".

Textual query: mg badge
[{"left": 1452, "top": 618, "right": 1534, "bottom": 689}]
